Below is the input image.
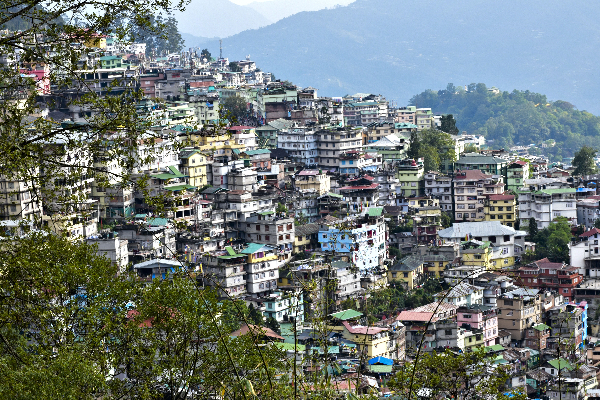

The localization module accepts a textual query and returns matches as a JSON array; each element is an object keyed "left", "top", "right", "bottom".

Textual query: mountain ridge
[{"left": 204, "top": 0, "right": 600, "bottom": 113}]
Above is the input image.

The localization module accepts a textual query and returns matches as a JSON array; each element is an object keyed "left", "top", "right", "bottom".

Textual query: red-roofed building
[
  {"left": 231, "top": 323, "right": 284, "bottom": 342},
  {"left": 453, "top": 170, "right": 504, "bottom": 222},
  {"left": 338, "top": 321, "right": 392, "bottom": 359},
  {"left": 517, "top": 258, "right": 582, "bottom": 300},
  {"left": 339, "top": 176, "right": 380, "bottom": 213}
]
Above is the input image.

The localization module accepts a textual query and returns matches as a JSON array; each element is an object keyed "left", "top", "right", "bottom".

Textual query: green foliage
[
  {"left": 130, "top": 14, "right": 185, "bottom": 56},
  {"left": 222, "top": 94, "right": 248, "bottom": 122},
  {"left": 464, "top": 143, "right": 478, "bottom": 153},
  {"left": 441, "top": 212, "right": 452, "bottom": 228},
  {"left": 389, "top": 348, "right": 527, "bottom": 400},
  {"left": 407, "top": 129, "right": 420, "bottom": 160},
  {"left": 265, "top": 316, "right": 281, "bottom": 335},
  {"left": 528, "top": 217, "right": 539, "bottom": 240},
  {"left": 276, "top": 202, "right": 289, "bottom": 215},
  {"left": 248, "top": 304, "right": 265, "bottom": 326},
  {"left": 572, "top": 145, "right": 598, "bottom": 176},
  {"left": 389, "top": 246, "right": 402, "bottom": 259},
  {"left": 229, "top": 61, "right": 242, "bottom": 72},
  {"left": 532, "top": 217, "right": 572, "bottom": 262},
  {"left": 440, "top": 114, "right": 459, "bottom": 135},
  {"left": 594, "top": 219, "right": 600, "bottom": 229},
  {"left": 200, "top": 48, "right": 212, "bottom": 60},
  {"left": 411, "top": 84, "right": 600, "bottom": 154},
  {"left": 415, "top": 128, "right": 456, "bottom": 172}
]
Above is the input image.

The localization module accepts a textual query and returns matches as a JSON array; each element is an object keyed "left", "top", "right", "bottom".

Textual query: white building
[
  {"left": 570, "top": 227, "right": 600, "bottom": 278},
  {"left": 263, "top": 290, "right": 304, "bottom": 324},
  {"left": 577, "top": 198, "right": 600, "bottom": 230},
  {"left": 424, "top": 172, "right": 453, "bottom": 213},
  {"left": 277, "top": 127, "right": 318, "bottom": 166},
  {"left": 517, "top": 188, "right": 577, "bottom": 229},
  {"left": 434, "top": 282, "right": 484, "bottom": 306}
]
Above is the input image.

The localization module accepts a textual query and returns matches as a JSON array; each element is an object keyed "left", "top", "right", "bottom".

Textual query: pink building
[
  {"left": 20, "top": 63, "right": 50, "bottom": 94},
  {"left": 457, "top": 305, "right": 498, "bottom": 346}
]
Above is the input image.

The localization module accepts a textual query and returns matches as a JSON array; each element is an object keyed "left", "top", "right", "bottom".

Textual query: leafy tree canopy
[
  {"left": 572, "top": 145, "right": 598, "bottom": 176},
  {"left": 410, "top": 83, "right": 600, "bottom": 157},
  {"left": 532, "top": 217, "right": 572, "bottom": 262}
]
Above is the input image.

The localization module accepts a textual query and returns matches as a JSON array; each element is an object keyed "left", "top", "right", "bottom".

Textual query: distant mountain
[
  {"left": 208, "top": 0, "right": 600, "bottom": 114},
  {"left": 174, "top": 0, "right": 271, "bottom": 38},
  {"left": 180, "top": 33, "right": 217, "bottom": 49},
  {"left": 245, "top": 0, "right": 355, "bottom": 23}
]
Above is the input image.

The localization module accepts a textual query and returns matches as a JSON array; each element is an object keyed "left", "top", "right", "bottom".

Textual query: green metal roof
[
  {"left": 164, "top": 184, "right": 196, "bottom": 192},
  {"left": 168, "top": 166, "right": 185, "bottom": 177},
  {"left": 240, "top": 243, "right": 271, "bottom": 254},
  {"left": 258, "top": 211, "right": 275, "bottom": 215},
  {"left": 245, "top": 149, "right": 271, "bottom": 155},
  {"left": 367, "top": 207, "right": 384, "bottom": 217},
  {"left": 314, "top": 346, "right": 340, "bottom": 354},
  {"left": 146, "top": 217, "right": 168, "bottom": 226},
  {"left": 368, "top": 365, "right": 393, "bottom": 373},
  {"left": 151, "top": 173, "right": 178, "bottom": 180},
  {"left": 274, "top": 342, "right": 306, "bottom": 352},
  {"left": 329, "top": 309, "right": 363, "bottom": 320},
  {"left": 485, "top": 344, "right": 505, "bottom": 353},
  {"left": 533, "top": 323, "right": 551, "bottom": 332},
  {"left": 225, "top": 246, "right": 236, "bottom": 256},
  {"left": 548, "top": 358, "right": 574, "bottom": 371},
  {"left": 134, "top": 214, "right": 147, "bottom": 219}
]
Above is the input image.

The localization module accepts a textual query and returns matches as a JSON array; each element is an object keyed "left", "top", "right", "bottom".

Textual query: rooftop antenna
[{"left": 219, "top": 39, "right": 223, "bottom": 60}]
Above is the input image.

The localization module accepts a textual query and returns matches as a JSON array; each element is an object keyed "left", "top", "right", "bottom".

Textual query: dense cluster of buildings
[{"left": 7, "top": 33, "right": 600, "bottom": 398}]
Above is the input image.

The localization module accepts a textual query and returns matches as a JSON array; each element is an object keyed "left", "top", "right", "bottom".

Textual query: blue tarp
[{"left": 368, "top": 356, "right": 393, "bottom": 365}]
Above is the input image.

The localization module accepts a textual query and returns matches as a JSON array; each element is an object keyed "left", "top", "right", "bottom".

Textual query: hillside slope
[{"left": 209, "top": 0, "right": 600, "bottom": 113}]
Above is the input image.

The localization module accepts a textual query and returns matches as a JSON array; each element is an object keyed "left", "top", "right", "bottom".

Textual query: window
[
  {"left": 265, "top": 225, "right": 270, "bottom": 231},
  {"left": 256, "top": 225, "right": 260, "bottom": 231},
  {"left": 265, "top": 235, "right": 270, "bottom": 241},
  {"left": 457, "top": 213, "right": 462, "bottom": 218},
  {"left": 403, "top": 272, "right": 408, "bottom": 278}
]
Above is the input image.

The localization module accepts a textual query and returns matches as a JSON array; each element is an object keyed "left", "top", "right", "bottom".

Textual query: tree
[
  {"left": 229, "top": 61, "right": 241, "bottom": 72},
  {"left": 222, "top": 94, "right": 248, "bottom": 122},
  {"left": 463, "top": 143, "right": 478, "bottom": 153},
  {"left": 534, "top": 217, "right": 572, "bottom": 262},
  {"left": 440, "top": 114, "right": 459, "bottom": 135},
  {"left": 130, "top": 14, "right": 184, "bottom": 57},
  {"left": 414, "top": 128, "right": 457, "bottom": 172},
  {"left": 407, "top": 129, "right": 420, "bottom": 160},
  {"left": 276, "top": 202, "right": 289, "bottom": 215},
  {"left": 441, "top": 212, "right": 452, "bottom": 228},
  {"left": 572, "top": 146, "right": 598, "bottom": 176},
  {"left": 594, "top": 219, "right": 600, "bottom": 229},
  {"left": 528, "top": 217, "right": 539, "bottom": 240},
  {"left": 265, "top": 316, "right": 281, "bottom": 335},
  {"left": 389, "top": 348, "right": 526, "bottom": 400},
  {"left": 200, "top": 48, "right": 212, "bottom": 61}
]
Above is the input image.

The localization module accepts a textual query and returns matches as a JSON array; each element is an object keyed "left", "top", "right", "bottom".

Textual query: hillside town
[{"left": 6, "top": 34, "right": 600, "bottom": 399}]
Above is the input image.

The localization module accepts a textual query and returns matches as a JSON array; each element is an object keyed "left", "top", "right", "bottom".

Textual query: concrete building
[
  {"left": 484, "top": 194, "right": 517, "bottom": 228},
  {"left": 243, "top": 212, "right": 294, "bottom": 261},
  {"left": 295, "top": 170, "right": 331, "bottom": 195},
  {"left": 453, "top": 169, "right": 504, "bottom": 222},
  {"left": 456, "top": 304, "right": 498, "bottom": 347},
  {"left": 424, "top": 172, "right": 453, "bottom": 213},
  {"left": 577, "top": 197, "right": 600, "bottom": 230},
  {"left": 454, "top": 153, "right": 508, "bottom": 176},
  {"left": 396, "top": 158, "right": 425, "bottom": 198},
  {"left": 496, "top": 288, "right": 542, "bottom": 344},
  {"left": 86, "top": 233, "right": 129, "bottom": 273},
  {"left": 242, "top": 243, "right": 280, "bottom": 294},
  {"left": 277, "top": 127, "right": 318, "bottom": 166},
  {"left": 518, "top": 188, "right": 577, "bottom": 229},
  {"left": 316, "top": 128, "right": 362, "bottom": 170},
  {"left": 570, "top": 227, "right": 600, "bottom": 278},
  {"left": 506, "top": 160, "right": 530, "bottom": 193}
]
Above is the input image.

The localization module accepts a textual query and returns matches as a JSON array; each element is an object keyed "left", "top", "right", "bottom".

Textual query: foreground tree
[
  {"left": 439, "top": 114, "right": 459, "bottom": 135},
  {"left": 388, "top": 348, "right": 527, "bottom": 400}
]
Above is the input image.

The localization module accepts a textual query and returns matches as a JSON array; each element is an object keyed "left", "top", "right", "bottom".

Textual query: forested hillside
[{"left": 410, "top": 84, "right": 600, "bottom": 160}]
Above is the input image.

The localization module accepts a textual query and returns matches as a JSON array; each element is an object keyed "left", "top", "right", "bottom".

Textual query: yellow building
[
  {"left": 484, "top": 194, "right": 517, "bottom": 228},
  {"left": 461, "top": 240, "right": 492, "bottom": 270},
  {"left": 463, "top": 330, "right": 485, "bottom": 352},
  {"left": 295, "top": 170, "right": 331, "bottom": 194},
  {"left": 423, "top": 255, "right": 453, "bottom": 278},
  {"left": 179, "top": 148, "right": 208, "bottom": 187},
  {"left": 190, "top": 131, "right": 245, "bottom": 159},
  {"left": 388, "top": 255, "right": 424, "bottom": 289},
  {"left": 327, "top": 310, "right": 392, "bottom": 358}
]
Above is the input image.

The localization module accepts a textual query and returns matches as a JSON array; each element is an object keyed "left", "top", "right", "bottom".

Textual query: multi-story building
[
  {"left": 277, "top": 127, "right": 318, "bottom": 166},
  {"left": 396, "top": 158, "right": 425, "bottom": 198},
  {"left": 316, "top": 128, "right": 362, "bottom": 170},
  {"left": 506, "top": 160, "right": 530, "bottom": 193},
  {"left": 263, "top": 290, "right": 304, "bottom": 324},
  {"left": 496, "top": 288, "right": 542, "bottom": 344},
  {"left": 179, "top": 148, "right": 209, "bottom": 188},
  {"left": 338, "top": 151, "right": 382, "bottom": 175},
  {"left": 484, "top": 194, "right": 517, "bottom": 227},
  {"left": 371, "top": 170, "right": 399, "bottom": 206},
  {"left": 338, "top": 175, "right": 380, "bottom": 214},
  {"left": 517, "top": 258, "right": 582, "bottom": 301},
  {"left": 201, "top": 246, "right": 247, "bottom": 297},
  {"left": 388, "top": 255, "right": 424, "bottom": 290},
  {"left": 243, "top": 212, "right": 295, "bottom": 261},
  {"left": 364, "top": 122, "right": 415, "bottom": 144},
  {"left": 523, "top": 323, "right": 551, "bottom": 350},
  {"left": 577, "top": 197, "right": 600, "bottom": 230},
  {"left": 343, "top": 99, "right": 388, "bottom": 126},
  {"left": 547, "top": 303, "right": 585, "bottom": 351},
  {"left": 570, "top": 227, "right": 600, "bottom": 278},
  {"left": 86, "top": 233, "right": 129, "bottom": 273},
  {"left": 517, "top": 188, "right": 577, "bottom": 229},
  {"left": 295, "top": 170, "right": 331, "bottom": 195},
  {"left": 453, "top": 170, "right": 504, "bottom": 222},
  {"left": 434, "top": 282, "right": 484, "bottom": 307},
  {"left": 454, "top": 153, "right": 508, "bottom": 177},
  {"left": 318, "top": 209, "right": 388, "bottom": 270},
  {"left": 394, "top": 106, "right": 434, "bottom": 130},
  {"left": 456, "top": 305, "right": 498, "bottom": 346},
  {"left": 439, "top": 221, "right": 527, "bottom": 269},
  {"left": 0, "top": 177, "right": 42, "bottom": 221},
  {"left": 242, "top": 243, "right": 280, "bottom": 294},
  {"left": 412, "top": 207, "right": 443, "bottom": 244},
  {"left": 424, "top": 172, "right": 453, "bottom": 213},
  {"left": 364, "top": 134, "right": 409, "bottom": 162}
]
